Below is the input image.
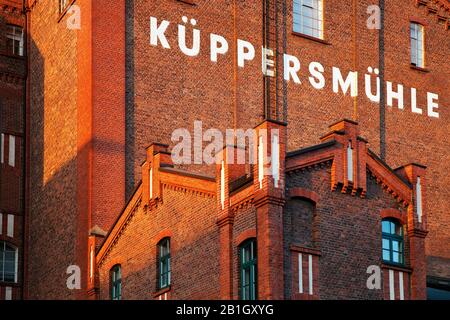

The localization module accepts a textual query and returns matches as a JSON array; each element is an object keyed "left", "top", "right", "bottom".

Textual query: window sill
[
  {"left": 410, "top": 65, "right": 430, "bottom": 73},
  {"left": 57, "top": 0, "right": 76, "bottom": 23},
  {"left": 153, "top": 285, "right": 171, "bottom": 298},
  {"left": 292, "top": 32, "right": 331, "bottom": 45}
]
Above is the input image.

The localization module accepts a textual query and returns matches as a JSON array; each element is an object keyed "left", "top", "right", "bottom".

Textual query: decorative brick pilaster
[
  {"left": 395, "top": 163, "right": 428, "bottom": 299},
  {"left": 253, "top": 120, "right": 286, "bottom": 300},
  {"left": 320, "top": 119, "right": 367, "bottom": 197},
  {"left": 216, "top": 145, "right": 245, "bottom": 299},
  {"left": 142, "top": 143, "right": 172, "bottom": 206}
]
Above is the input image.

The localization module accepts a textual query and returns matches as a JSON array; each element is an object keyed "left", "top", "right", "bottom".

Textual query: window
[
  {"left": 411, "top": 23, "right": 425, "bottom": 68},
  {"left": 240, "top": 239, "right": 257, "bottom": 300},
  {"left": 293, "top": 0, "right": 324, "bottom": 39},
  {"left": 382, "top": 219, "right": 404, "bottom": 265},
  {"left": 59, "top": 0, "right": 71, "bottom": 13},
  {"left": 110, "top": 265, "right": 122, "bottom": 300},
  {"left": 158, "top": 238, "right": 171, "bottom": 289},
  {"left": 0, "top": 242, "right": 18, "bottom": 283},
  {"left": 6, "top": 25, "right": 23, "bottom": 57}
]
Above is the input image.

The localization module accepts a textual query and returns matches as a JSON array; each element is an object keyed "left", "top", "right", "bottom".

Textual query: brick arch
[
  {"left": 234, "top": 228, "right": 256, "bottom": 246},
  {"left": 153, "top": 230, "right": 175, "bottom": 253},
  {"left": 288, "top": 187, "right": 320, "bottom": 205},
  {"left": 381, "top": 208, "right": 407, "bottom": 225}
]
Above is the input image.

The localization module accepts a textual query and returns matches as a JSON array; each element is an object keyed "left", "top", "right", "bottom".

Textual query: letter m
[
  {"left": 150, "top": 17, "right": 171, "bottom": 49},
  {"left": 333, "top": 67, "right": 358, "bottom": 97}
]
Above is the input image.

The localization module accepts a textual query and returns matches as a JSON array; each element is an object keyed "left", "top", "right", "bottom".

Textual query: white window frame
[
  {"left": 410, "top": 22, "right": 425, "bottom": 68},
  {"left": 293, "top": 0, "right": 324, "bottom": 39}
]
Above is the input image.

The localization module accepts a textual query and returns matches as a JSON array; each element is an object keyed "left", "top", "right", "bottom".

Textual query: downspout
[
  {"left": 379, "top": 0, "right": 386, "bottom": 160},
  {"left": 21, "top": 0, "right": 30, "bottom": 300}
]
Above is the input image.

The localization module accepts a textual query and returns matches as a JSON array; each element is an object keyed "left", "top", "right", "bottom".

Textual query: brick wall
[
  {"left": 98, "top": 187, "right": 220, "bottom": 300},
  {"left": 27, "top": 0, "right": 79, "bottom": 299}
]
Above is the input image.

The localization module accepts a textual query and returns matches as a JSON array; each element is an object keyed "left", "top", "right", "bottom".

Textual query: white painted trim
[
  {"left": 308, "top": 254, "right": 313, "bottom": 295},
  {"left": 347, "top": 141, "right": 353, "bottom": 182},
  {"left": 149, "top": 167, "right": 153, "bottom": 199},
  {"left": 416, "top": 177, "right": 422, "bottom": 223},
  {"left": 399, "top": 272, "right": 404, "bottom": 300},
  {"left": 90, "top": 245, "right": 94, "bottom": 283},
  {"left": 5, "top": 287, "right": 12, "bottom": 300},
  {"left": 8, "top": 135, "right": 15, "bottom": 167},
  {"left": 271, "top": 132, "right": 280, "bottom": 188},
  {"left": 258, "top": 135, "right": 264, "bottom": 189},
  {"left": 220, "top": 161, "right": 225, "bottom": 210},
  {"left": 298, "top": 253, "right": 303, "bottom": 293},
  {"left": 389, "top": 269, "right": 395, "bottom": 300},
  {"left": 7, "top": 214, "right": 14, "bottom": 238}
]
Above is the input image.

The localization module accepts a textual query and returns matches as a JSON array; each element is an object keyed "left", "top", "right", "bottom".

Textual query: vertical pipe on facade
[
  {"left": 282, "top": 0, "right": 287, "bottom": 124},
  {"left": 263, "top": 0, "right": 270, "bottom": 120},
  {"left": 379, "top": 0, "right": 386, "bottom": 160},
  {"left": 352, "top": 0, "right": 358, "bottom": 121},
  {"left": 232, "top": 0, "right": 238, "bottom": 131},
  {"left": 275, "top": 0, "right": 279, "bottom": 121},
  {"left": 22, "top": 0, "right": 30, "bottom": 300}
]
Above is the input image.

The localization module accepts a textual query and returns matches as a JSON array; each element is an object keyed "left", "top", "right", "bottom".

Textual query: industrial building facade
[{"left": 0, "top": 0, "right": 448, "bottom": 300}]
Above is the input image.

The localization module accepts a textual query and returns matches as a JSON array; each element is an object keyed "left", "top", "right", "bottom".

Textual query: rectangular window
[
  {"left": 240, "top": 239, "right": 257, "bottom": 300},
  {"left": 159, "top": 238, "right": 171, "bottom": 289},
  {"left": 110, "top": 265, "right": 122, "bottom": 300},
  {"left": 293, "top": 0, "right": 324, "bottom": 39},
  {"left": 6, "top": 25, "right": 24, "bottom": 57},
  {"left": 0, "top": 242, "right": 17, "bottom": 283},
  {"left": 8, "top": 135, "right": 15, "bottom": 167},
  {"left": 411, "top": 23, "right": 424, "bottom": 68}
]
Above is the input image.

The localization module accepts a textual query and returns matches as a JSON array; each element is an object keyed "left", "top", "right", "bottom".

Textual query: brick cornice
[
  {"left": 407, "top": 228, "right": 429, "bottom": 238},
  {"left": 216, "top": 215, "right": 234, "bottom": 228},
  {"left": 253, "top": 194, "right": 285, "bottom": 208}
]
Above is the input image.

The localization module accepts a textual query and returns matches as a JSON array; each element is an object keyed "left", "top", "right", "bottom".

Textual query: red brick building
[
  {"left": 0, "top": 0, "right": 25, "bottom": 301},
  {"left": 0, "top": 0, "right": 447, "bottom": 300},
  {"left": 96, "top": 120, "right": 430, "bottom": 300}
]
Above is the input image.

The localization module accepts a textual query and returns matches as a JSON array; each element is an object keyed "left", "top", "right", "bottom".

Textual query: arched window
[
  {"left": 0, "top": 241, "right": 18, "bottom": 283},
  {"left": 158, "top": 238, "right": 171, "bottom": 289},
  {"left": 240, "top": 239, "right": 257, "bottom": 300},
  {"left": 110, "top": 265, "right": 122, "bottom": 300},
  {"left": 382, "top": 219, "right": 404, "bottom": 265}
]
